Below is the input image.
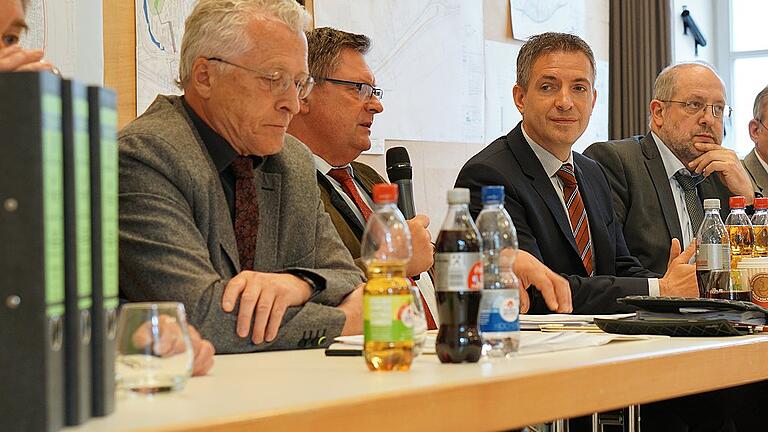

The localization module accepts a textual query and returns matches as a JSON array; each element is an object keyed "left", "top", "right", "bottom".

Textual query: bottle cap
[
  {"left": 372, "top": 183, "right": 398, "bottom": 204},
  {"left": 756, "top": 197, "right": 768, "bottom": 210},
  {"left": 481, "top": 185, "right": 504, "bottom": 204},
  {"left": 703, "top": 198, "right": 721, "bottom": 210},
  {"left": 447, "top": 188, "right": 470, "bottom": 204},
  {"left": 729, "top": 196, "right": 746, "bottom": 209}
]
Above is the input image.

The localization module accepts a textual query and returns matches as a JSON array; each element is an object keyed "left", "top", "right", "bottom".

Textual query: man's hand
[
  {"left": 221, "top": 271, "right": 313, "bottom": 344},
  {"left": 338, "top": 284, "right": 363, "bottom": 335},
  {"left": 659, "top": 239, "right": 698, "bottom": 297},
  {"left": 405, "top": 214, "right": 433, "bottom": 277},
  {"left": 513, "top": 250, "right": 572, "bottom": 313},
  {"left": 689, "top": 142, "right": 754, "bottom": 204},
  {"left": 0, "top": 46, "right": 53, "bottom": 72},
  {"left": 131, "top": 316, "right": 215, "bottom": 376}
]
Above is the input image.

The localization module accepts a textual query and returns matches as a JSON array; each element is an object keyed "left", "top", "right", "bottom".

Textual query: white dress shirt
[{"left": 521, "top": 126, "right": 659, "bottom": 296}]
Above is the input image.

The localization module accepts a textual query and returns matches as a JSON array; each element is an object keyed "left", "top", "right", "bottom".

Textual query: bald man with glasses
[
  {"left": 585, "top": 62, "right": 754, "bottom": 275},
  {"left": 743, "top": 85, "right": 768, "bottom": 195}
]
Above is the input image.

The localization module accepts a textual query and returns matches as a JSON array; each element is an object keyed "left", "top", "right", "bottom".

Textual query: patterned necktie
[
  {"left": 673, "top": 169, "right": 705, "bottom": 235},
  {"left": 232, "top": 157, "right": 259, "bottom": 271},
  {"left": 328, "top": 167, "right": 373, "bottom": 222},
  {"left": 556, "top": 163, "right": 594, "bottom": 276}
]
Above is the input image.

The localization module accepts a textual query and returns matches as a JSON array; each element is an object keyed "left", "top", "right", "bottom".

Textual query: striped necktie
[
  {"left": 673, "top": 169, "right": 705, "bottom": 235},
  {"left": 556, "top": 163, "right": 594, "bottom": 276}
]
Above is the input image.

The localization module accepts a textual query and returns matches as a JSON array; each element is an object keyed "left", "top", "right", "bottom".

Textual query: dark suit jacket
[
  {"left": 119, "top": 96, "right": 363, "bottom": 353},
  {"left": 584, "top": 133, "right": 732, "bottom": 274},
  {"left": 455, "top": 124, "right": 657, "bottom": 314},
  {"left": 743, "top": 148, "right": 768, "bottom": 196}
]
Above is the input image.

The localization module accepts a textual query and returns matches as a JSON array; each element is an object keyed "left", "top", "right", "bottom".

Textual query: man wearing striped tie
[{"left": 456, "top": 32, "right": 698, "bottom": 315}]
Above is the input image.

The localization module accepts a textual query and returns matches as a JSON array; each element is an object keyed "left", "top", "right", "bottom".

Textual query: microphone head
[{"left": 386, "top": 146, "right": 412, "bottom": 182}]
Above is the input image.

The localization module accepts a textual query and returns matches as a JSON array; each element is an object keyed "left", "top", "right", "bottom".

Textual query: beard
[{"left": 660, "top": 124, "right": 719, "bottom": 167}]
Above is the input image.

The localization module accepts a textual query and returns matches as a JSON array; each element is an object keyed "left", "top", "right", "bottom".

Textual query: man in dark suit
[
  {"left": 119, "top": 0, "right": 364, "bottom": 354},
  {"left": 289, "top": 27, "right": 572, "bottom": 318},
  {"left": 743, "top": 85, "right": 768, "bottom": 195},
  {"left": 456, "top": 32, "right": 697, "bottom": 315},
  {"left": 585, "top": 63, "right": 755, "bottom": 274}
]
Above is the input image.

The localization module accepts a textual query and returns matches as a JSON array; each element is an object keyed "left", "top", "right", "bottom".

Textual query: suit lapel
[
  {"left": 744, "top": 149, "right": 768, "bottom": 195},
  {"left": 316, "top": 171, "right": 365, "bottom": 238},
  {"left": 173, "top": 97, "right": 241, "bottom": 271},
  {"left": 255, "top": 170, "right": 281, "bottom": 271},
  {"left": 507, "top": 128, "right": 579, "bottom": 254},
  {"left": 641, "top": 133, "right": 684, "bottom": 242},
  {"left": 572, "top": 160, "right": 608, "bottom": 273}
]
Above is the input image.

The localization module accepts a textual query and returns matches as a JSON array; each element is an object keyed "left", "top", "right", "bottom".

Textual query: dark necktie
[
  {"left": 673, "top": 169, "right": 705, "bottom": 235},
  {"left": 556, "top": 163, "right": 594, "bottom": 276},
  {"left": 328, "top": 167, "right": 373, "bottom": 221},
  {"left": 232, "top": 157, "right": 259, "bottom": 271}
]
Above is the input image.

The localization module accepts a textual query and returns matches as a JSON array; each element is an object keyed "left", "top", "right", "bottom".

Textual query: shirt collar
[
  {"left": 181, "top": 96, "right": 261, "bottom": 172},
  {"left": 521, "top": 124, "right": 574, "bottom": 178},
  {"left": 312, "top": 153, "right": 355, "bottom": 177},
  {"left": 651, "top": 131, "right": 689, "bottom": 181}
]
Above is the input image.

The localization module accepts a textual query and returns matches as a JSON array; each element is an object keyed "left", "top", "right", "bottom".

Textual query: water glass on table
[{"left": 115, "top": 302, "right": 194, "bottom": 394}]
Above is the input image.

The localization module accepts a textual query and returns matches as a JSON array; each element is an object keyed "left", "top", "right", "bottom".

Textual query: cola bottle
[{"left": 434, "top": 188, "right": 483, "bottom": 363}]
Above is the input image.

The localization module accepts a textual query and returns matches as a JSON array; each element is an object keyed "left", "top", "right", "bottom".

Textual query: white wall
[
  {"left": 671, "top": 0, "right": 716, "bottom": 65},
  {"left": 357, "top": 0, "right": 609, "bottom": 237}
]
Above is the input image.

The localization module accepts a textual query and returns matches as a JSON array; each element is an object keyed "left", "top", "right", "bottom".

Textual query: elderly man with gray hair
[
  {"left": 585, "top": 62, "right": 754, "bottom": 275},
  {"left": 742, "top": 85, "right": 768, "bottom": 194},
  {"left": 119, "top": 0, "right": 364, "bottom": 354}
]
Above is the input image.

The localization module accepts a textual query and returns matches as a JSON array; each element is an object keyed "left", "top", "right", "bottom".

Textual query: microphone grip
[
  {"left": 393, "top": 179, "right": 419, "bottom": 280},
  {"left": 394, "top": 179, "right": 416, "bottom": 219}
]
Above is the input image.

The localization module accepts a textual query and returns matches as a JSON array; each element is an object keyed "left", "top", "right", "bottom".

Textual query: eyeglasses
[
  {"left": 206, "top": 57, "right": 315, "bottom": 99},
  {"left": 659, "top": 99, "right": 732, "bottom": 119},
  {"left": 323, "top": 78, "right": 383, "bottom": 101}
]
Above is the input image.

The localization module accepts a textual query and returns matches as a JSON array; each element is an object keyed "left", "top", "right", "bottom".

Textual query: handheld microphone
[{"left": 386, "top": 147, "right": 416, "bottom": 220}]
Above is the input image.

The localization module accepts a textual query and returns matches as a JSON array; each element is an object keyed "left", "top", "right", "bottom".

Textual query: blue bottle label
[{"left": 479, "top": 290, "right": 519, "bottom": 332}]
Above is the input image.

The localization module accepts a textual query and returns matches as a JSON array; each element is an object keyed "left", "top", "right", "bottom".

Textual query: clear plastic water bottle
[
  {"left": 475, "top": 185, "right": 520, "bottom": 358},
  {"left": 696, "top": 199, "right": 731, "bottom": 299}
]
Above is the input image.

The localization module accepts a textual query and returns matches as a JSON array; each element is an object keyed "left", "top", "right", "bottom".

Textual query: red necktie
[
  {"left": 328, "top": 168, "right": 373, "bottom": 221},
  {"left": 556, "top": 163, "right": 593, "bottom": 276},
  {"left": 232, "top": 157, "right": 259, "bottom": 271}
]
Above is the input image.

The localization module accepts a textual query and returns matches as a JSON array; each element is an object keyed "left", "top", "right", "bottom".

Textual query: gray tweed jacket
[{"left": 118, "top": 95, "right": 363, "bottom": 353}]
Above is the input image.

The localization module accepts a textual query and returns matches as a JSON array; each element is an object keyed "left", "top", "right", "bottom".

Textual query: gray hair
[
  {"left": 516, "top": 32, "right": 595, "bottom": 90},
  {"left": 178, "top": 0, "right": 310, "bottom": 89},
  {"left": 306, "top": 27, "right": 371, "bottom": 83},
  {"left": 753, "top": 85, "right": 768, "bottom": 121},
  {"left": 652, "top": 61, "right": 725, "bottom": 101}
]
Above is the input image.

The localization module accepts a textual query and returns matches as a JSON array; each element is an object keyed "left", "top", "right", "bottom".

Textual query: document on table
[
  {"left": 520, "top": 313, "right": 636, "bottom": 330},
  {"left": 331, "top": 327, "right": 658, "bottom": 357}
]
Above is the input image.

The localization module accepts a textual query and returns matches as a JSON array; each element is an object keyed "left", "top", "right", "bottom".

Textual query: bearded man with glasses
[
  {"left": 585, "top": 62, "right": 756, "bottom": 275},
  {"left": 742, "top": 85, "right": 768, "bottom": 195},
  {"left": 118, "top": 0, "right": 365, "bottom": 354}
]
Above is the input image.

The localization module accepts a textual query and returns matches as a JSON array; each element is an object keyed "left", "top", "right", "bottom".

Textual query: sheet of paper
[
  {"left": 484, "top": 41, "right": 522, "bottom": 142},
  {"left": 135, "top": 0, "right": 197, "bottom": 115},
  {"left": 521, "top": 313, "right": 636, "bottom": 324},
  {"left": 314, "top": 0, "right": 485, "bottom": 143},
  {"left": 21, "top": 0, "right": 104, "bottom": 85},
  {"left": 509, "top": 0, "right": 586, "bottom": 41}
]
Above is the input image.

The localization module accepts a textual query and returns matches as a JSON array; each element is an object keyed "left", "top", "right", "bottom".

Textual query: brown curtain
[{"left": 609, "top": 0, "right": 672, "bottom": 139}]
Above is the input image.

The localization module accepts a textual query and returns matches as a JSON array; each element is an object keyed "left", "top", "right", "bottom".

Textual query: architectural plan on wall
[
  {"left": 314, "top": 0, "right": 485, "bottom": 143},
  {"left": 484, "top": 41, "right": 522, "bottom": 142},
  {"left": 20, "top": 0, "right": 104, "bottom": 86},
  {"left": 509, "top": 0, "right": 586, "bottom": 41},
  {"left": 135, "top": 0, "right": 196, "bottom": 115}
]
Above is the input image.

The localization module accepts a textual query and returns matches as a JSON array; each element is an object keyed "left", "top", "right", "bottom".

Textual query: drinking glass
[
  {"left": 115, "top": 302, "right": 194, "bottom": 394},
  {"left": 410, "top": 285, "right": 428, "bottom": 357}
]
